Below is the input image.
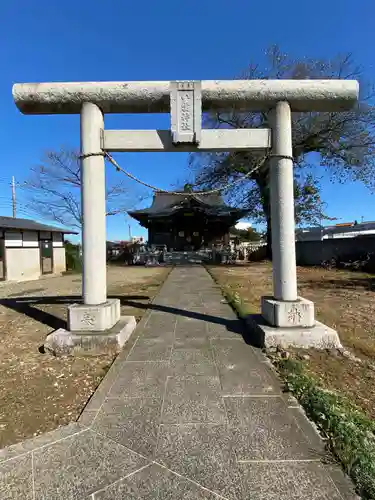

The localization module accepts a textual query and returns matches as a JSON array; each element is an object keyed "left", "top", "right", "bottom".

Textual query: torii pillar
[{"left": 12, "top": 79, "right": 358, "bottom": 351}]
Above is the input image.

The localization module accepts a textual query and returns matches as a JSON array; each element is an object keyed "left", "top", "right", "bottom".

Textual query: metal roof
[
  {"left": 129, "top": 192, "right": 243, "bottom": 217},
  {"left": 128, "top": 193, "right": 247, "bottom": 229},
  {"left": 0, "top": 216, "right": 77, "bottom": 234}
]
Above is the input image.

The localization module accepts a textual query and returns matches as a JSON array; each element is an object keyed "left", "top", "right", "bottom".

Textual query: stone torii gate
[{"left": 13, "top": 79, "right": 358, "bottom": 350}]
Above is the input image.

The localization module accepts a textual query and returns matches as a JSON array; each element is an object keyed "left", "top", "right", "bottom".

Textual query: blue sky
[{"left": 1, "top": 0, "right": 374, "bottom": 241}]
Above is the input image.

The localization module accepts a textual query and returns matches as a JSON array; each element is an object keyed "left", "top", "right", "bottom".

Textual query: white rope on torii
[
  {"left": 13, "top": 78, "right": 358, "bottom": 333},
  {"left": 78, "top": 150, "right": 293, "bottom": 196},
  {"left": 104, "top": 150, "right": 268, "bottom": 195}
]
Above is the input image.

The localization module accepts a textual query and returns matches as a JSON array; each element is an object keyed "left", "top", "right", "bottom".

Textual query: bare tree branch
[
  {"left": 189, "top": 46, "right": 375, "bottom": 256},
  {"left": 22, "top": 148, "right": 145, "bottom": 230}
]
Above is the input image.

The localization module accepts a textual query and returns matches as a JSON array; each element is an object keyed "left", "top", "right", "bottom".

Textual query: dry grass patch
[
  {"left": 209, "top": 263, "right": 375, "bottom": 419},
  {"left": 0, "top": 266, "right": 169, "bottom": 448}
]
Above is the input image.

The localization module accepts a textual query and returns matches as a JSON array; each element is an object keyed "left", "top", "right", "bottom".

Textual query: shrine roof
[{"left": 128, "top": 192, "right": 246, "bottom": 219}]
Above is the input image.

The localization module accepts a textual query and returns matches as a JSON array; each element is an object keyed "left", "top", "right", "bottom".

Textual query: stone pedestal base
[
  {"left": 44, "top": 316, "right": 137, "bottom": 356},
  {"left": 261, "top": 296, "right": 314, "bottom": 328},
  {"left": 68, "top": 299, "right": 121, "bottom": 332},
  {"left": 246, "top": 314, "right": 342, "bottom": 349}
]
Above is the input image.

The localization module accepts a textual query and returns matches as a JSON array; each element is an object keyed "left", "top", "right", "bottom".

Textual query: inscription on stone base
[
  {"left": 261, "top": 296, "right": 315, "bottom": 328},
  {"left": 287, "top": 304, "right": 302, "bottom": 325},
  {"left": 68, "top": 299, "right": 121, "bottom": 332}
]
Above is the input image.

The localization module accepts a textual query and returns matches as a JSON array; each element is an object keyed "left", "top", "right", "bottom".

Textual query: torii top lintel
[{"left": 12, "top": 79, "right": 358, "bottom": 115}]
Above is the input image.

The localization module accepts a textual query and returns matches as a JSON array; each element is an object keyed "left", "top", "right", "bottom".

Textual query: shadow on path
[
  {"left": 122, "top": 299, "right": 244, "bottom": 334},
  {"left": 0, "top": 295, "right": 244, "bottom": 336},
  {"left": 0, "top": 298, "right": 68, "bottom": 330},
  {"left": 0, "top": 295, "right": 148, "bottom": 331}
]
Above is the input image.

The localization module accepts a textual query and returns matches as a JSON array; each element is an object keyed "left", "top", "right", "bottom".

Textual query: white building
[
  {"left": 296, "top": 221, "right": 375, "bottom": 241},
  {"left": 235, "top": 221, "right": 252, "bottom": 231},
  {"left": 131, "top": 236, "right": 144, "bottom": 244},
  {"left": 0, "top": 217, "right": 76, "bottom": 282}
]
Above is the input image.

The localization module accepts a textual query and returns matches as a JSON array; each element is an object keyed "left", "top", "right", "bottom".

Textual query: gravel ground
[{"left": 0, "top": 266, "right": 169, "bottom": 448}]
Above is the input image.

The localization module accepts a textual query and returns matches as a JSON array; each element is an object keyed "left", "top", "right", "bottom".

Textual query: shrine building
[{"left": 128, "top": 192, "right": 246, "bottom": 251}]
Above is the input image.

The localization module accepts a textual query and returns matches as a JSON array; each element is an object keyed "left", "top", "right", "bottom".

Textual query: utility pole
[
  {"left": 11, "top": 176, "right": 16, "bottom": 218},
  {"left": 128, "top": 224, "right": 132, "bottom": 241}
]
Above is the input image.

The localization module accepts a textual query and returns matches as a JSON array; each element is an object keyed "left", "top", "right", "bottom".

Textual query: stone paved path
[{"left": 0, "top": 267, "right": 357, "bottom": 499}]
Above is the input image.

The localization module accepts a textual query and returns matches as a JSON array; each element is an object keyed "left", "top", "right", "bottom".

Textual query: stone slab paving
[{"left": 0, "top": 266, "right": 358, "bottom": 499}]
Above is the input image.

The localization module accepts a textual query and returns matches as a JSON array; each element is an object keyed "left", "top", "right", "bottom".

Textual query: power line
[
  {"left": 0, "top": 200, "right": 38, "bottom": 215},
  {"left": 0, "top": 176, "right": 25, "bottom": 218},
  {"left": 0, "top": 199, "right": 35, "bottom": 211},
  {"left": 0, "top": 208, "right": 54, "bottom": 224},
  {"left": 0, "top": 199, "right": 69, "bottom": 224},
  {"left": 0, "top": 180, "right": 38, "bottom": 217},
  {"left": 0, "top": 206, "right": 35, "bottom": 217}
]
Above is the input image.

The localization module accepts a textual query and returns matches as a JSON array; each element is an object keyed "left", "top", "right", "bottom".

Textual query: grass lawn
[
  {"left": 209, "top": 262, "right": 375, "bottom": 420},
  {"left": 0, "top": 266, "right": 169, "bottom": 448}
]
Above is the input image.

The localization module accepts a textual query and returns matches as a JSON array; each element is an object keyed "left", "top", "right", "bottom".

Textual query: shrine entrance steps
[
  {"left": 163, "top": 250, "right": 209, "bottom": 265},
  {"left": 0, "top": 266, "right": 356, "bottom": 499}
]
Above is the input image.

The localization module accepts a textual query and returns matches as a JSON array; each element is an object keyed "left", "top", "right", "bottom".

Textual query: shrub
[
  {"left": 276, "top": 358, "right": 375, "bottom": 499},
  {"left": 64, "top": 241, "right": 82, "bottom": 272}
]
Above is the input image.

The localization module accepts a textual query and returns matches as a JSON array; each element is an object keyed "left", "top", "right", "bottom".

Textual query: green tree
[
  {"left": 183, "top": 183, "right": 194, "bottom": 193},
  {"left": 64, "top": 239, "right": 82, "bottom": 272},
  {"left": 190, "top": 46, "right": 375, "bottom": 257},
  {"left": 230, "top": 226, "right": 262, "bottom": 242}
]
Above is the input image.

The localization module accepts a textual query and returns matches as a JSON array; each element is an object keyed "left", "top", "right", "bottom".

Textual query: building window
[
  {"left": 40, "top": 231, "right": 52, "bottom": 240},
  {"left": 23, "top": 231, "right": 39, "bottom": 248},
  {"left": 4, "top": 231, "right": 22, "bottom": 247},
  {"left": 52, "top": 232, "right": 64, "bottom": 247}
]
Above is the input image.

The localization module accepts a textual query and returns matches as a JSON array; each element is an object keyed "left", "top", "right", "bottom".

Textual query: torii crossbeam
[{"left": 13, "top": 79, "right": 358, "bottom": 351}]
